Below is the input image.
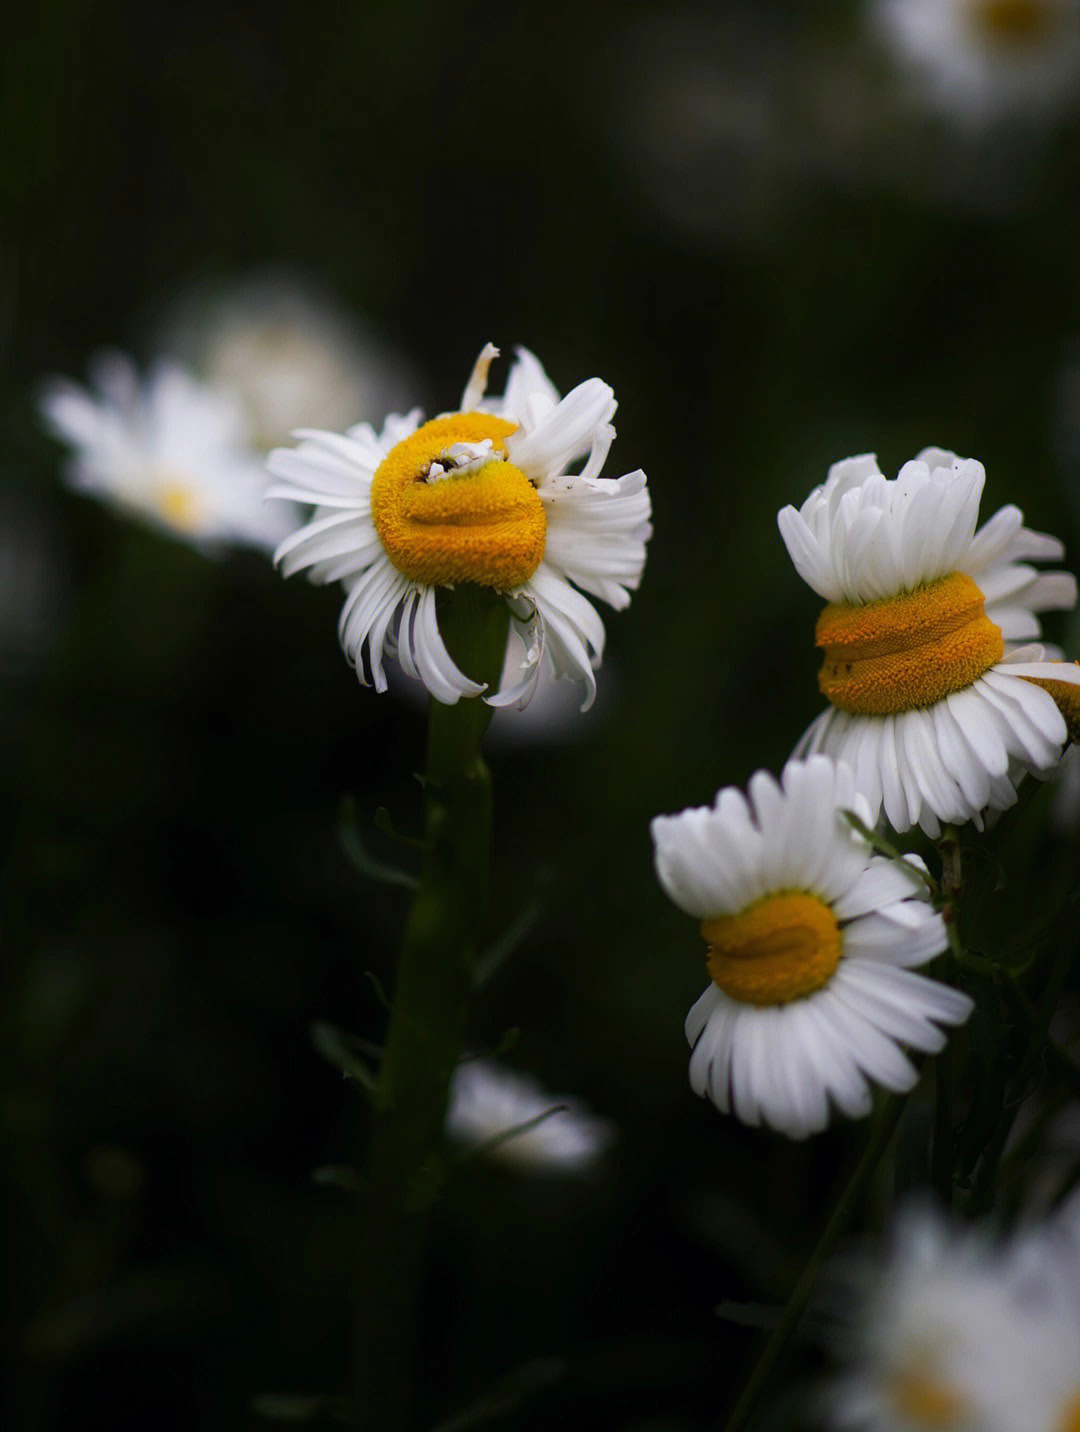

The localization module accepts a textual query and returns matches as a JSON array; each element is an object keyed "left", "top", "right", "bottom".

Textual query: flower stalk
[{"left": 351, "top": 585, "right": 510, "bottom": 1431}]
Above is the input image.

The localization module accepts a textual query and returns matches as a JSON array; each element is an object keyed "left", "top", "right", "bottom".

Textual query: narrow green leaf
[{"left": 338, "top": 797, "right": 418, "bottom": 890}]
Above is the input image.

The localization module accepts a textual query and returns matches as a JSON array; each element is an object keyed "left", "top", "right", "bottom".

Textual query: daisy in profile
[
  {"left": 267, "top": 345, "right": 651, "bottom": 709},
  {"left": 40, "top": 351, "right": 293, "bottom": 554},
  {"left": 825, "top": 1206, "right": 1080, "bottom": 1432},
  {"left": 445, "top": 1057, "right": 615, "bottom": 1177},
  {"left": 873, "top": 0, "right": 1080, "bottom": 130},
  {"left": 779, "top": 448, "right": 1080, "bottom": 836},
  {"left": 651, "top": 757, "right": 970, "bottom": 1139}
]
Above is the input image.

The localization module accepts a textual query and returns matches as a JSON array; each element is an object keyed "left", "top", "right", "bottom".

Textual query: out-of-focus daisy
[
  {"left": 161, "top": 270, "right": 420, "bottom": 449},
  {"left": 824, "top": 1206, "right": 1080, "bottom": 1432},
  {"left": 267, "top": 344, "right": 651, "bottom": 708},
  {"left": 445, "top": 1057, "right": 615, "bottom": 1176},
  {"left": 779, "top": 449, "right": 1080, "bottom": 836},
  {"left": 40, "top": 351, "right": 294, "bottom": 553},
  {"left": 874, "top": 0, "right": 1080, "bottom": 129},
  {"left": 651, "top": 757, "right": 970, "bottom": 1139}
]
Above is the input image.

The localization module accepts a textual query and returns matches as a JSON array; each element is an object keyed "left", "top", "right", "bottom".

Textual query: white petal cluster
[
  {"left": 445, "top": 1057, "right": 616, "bottom": 1176},
  {"left": 40, "top": 351, "right": 294, "bottom": 554},
  {"left": 267, "top": 346, "right": 651, "bottom": 708},
  {"left": 827, "top": 1206, "right": 1080, "bottom": 1432},
  {"left": 652, "top": 757, "right": 971, "bottom": 1139},
  {"left": 873, "top": 0, "right": 1080, "bottom": 130},
  {"left": 779, "top": 448, "right": 1080, "bottom": 834}
]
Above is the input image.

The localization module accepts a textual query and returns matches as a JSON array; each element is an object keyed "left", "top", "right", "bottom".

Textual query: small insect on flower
[
  {"left": 267, "top": 345, "right": 652, "bottom": 708},
  {"left": 778, "top": 449, "right": 1080, "bottom": 835},
  {"left": 652, "top": 757, "right": 971, "bottom": 1138},
  {"left": 40, "top": 351, "right": 294, "bottom": 554}
]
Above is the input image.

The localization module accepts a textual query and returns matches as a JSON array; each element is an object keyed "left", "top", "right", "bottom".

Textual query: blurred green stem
[
  {"left": 722, "top": 1092, "right": 908, "bottom": 1432},
  {"left": 352, "top": 587, "right": 509, "bottom": 1432}
]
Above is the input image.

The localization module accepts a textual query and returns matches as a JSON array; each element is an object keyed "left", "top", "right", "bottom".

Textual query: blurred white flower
[
  {"left": 652, "top": 757, "right": 970, "bottom": 1139},
  {"left": 826, "top": 1205, "right": 1080, "bottom": 1432},
  {"left": 779, "top": 449, "right": 1080, "bottom": 835},
  {"left": 40, "top": 351, "right": 294, "bottom": 554},
  {"left": 873, "top": 0, "right": 1080, "bottom": 129},
  {"left": 268, "top": 344, "right": 651, "bottom": 709},
  {"left": 445, "top": 1057, "right": 615, "bottom": 1176},
  {"left": 162, "top": 270, "right": 420, "bottom": 449}
]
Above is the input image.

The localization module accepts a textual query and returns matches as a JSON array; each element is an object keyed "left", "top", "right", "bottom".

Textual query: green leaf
[
  {"left": 430, "top": 1357, "right": 566, "bottom": 1432},
  {"left": 373, "top": 805, "right": 432, "bottom": 850},
  {"left": 310, "top": 1022, "right": 384, "bottom": 1105},
  {"left": 251, "top": 1393, "right": 350, "bottom": 1424},
  {"left": 311, "top": 1165, "right": 364, "bottom": 1195},
  {"left": 338, "top": 797, "right": 418, "bottom": 890},
  {"left": 475, "top": 869, "right": 555, "bottom": 987},
  {"left": 841, "top": 812, "right": 937, "bottom": 898}
]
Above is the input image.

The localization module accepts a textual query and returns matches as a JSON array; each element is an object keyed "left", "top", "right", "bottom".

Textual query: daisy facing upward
[
  {"left": 267, "top": 345, "right": 652, "bottom": 710},
  {"left": 778, "top": 448, "right": 1080, "bottom": 835},
  {"left": 651, "top": 756, "right": 972, "bottom": 1139}
]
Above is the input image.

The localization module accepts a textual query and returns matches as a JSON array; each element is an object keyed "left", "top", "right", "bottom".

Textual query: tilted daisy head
[
  {"left": 39, "top": 351, "right": 293, "bottom": 554},
  {"left": 267, "top": 344, "right": 652, "bottom": 708},
  {"left": 778, "top": 449, "right": 1080, "bottom": 835},
  {"left": 647, "top": 756, "right": 968, "bottom": 1134},
  {"left": 651, "top": 757, "right": 971, "bottom": 1139}
]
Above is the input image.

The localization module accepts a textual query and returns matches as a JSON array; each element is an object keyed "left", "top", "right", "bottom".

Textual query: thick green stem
[
  {"left": 722, "top": 1092, "right": 908, "bottom": 1432},
  {"left": 352, "top": 587, "right": 509, "bottom": 1431}
]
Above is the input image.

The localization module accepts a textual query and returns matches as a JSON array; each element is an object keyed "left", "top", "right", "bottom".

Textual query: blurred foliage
[{"left": 6, "top": 1, "right": 1080, "bottom": 1428}]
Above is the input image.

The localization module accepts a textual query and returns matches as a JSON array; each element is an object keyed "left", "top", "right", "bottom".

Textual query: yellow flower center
[
  {"left": 890, "top": 1369, "right": 969, "bottom": 1427},
  {"left": 1059, "top": 1393, "right": 1080, "bottom": 1432},
  {"left": 700, "top": 892, "right": 842, "bottom": 1006},
  {"left": 1020, "top": 662, "right": 1080, "bottom": 743},
  {"left": 157, "top": 480, "right": 201, "bottom": 531},
  {"left": 816, "top": 572, "right": 1004, "bottom": 716},
  {"left": 369, "top": 413, "right": 546, "bottom": 590},
  {"left": 974, "top": 0, "right": 1047, "bottom": 41}
]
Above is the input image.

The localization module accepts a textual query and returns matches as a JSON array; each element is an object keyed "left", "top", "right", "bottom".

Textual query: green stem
[
  {"left": 722, "top": 1092, "right": 908, "bottom": 1432},
  {"left": 351, "top": 587, "right": 509, "bottom": 1432}
]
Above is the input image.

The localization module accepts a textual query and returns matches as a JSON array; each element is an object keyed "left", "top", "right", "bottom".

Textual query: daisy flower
[
  {"left": 445, "top": 1057, "right": 615, "bottom": 1176},
  {"left": 651, "top": 757, "right": 971, "bottom": 1139},
  {"left": 873, "top": 0, "right": 1080, "bottom": 130},
  {"left": 778, "top": 448, "right": 1080, "bottom": 836},
  {"left": 266, "top": 344, "right": 651, "bottom": 708},
  {"left": 161, "top": 269, "right": 419, "bottom": 449},
  {"left": 824, "top": 1207, "right": 1080, "bottom": 1432},
  {"left": 40, "top": 351, "right": 293, "bottom": 553}
]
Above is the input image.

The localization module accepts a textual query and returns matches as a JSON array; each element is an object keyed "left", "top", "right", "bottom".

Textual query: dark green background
[{"left": 6, "top": 2, "right": 1080, "bottom": 1427}]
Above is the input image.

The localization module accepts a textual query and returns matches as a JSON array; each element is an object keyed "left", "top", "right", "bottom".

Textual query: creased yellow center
[
  {"left": 890, "top": 1370, "right": 969, "bottom": 1427},
  {"left": 369, "top": 413, "right": 546, "bottom": 590},
  {"left": 701, "top": 892, "right": 841, "bottom": 1006},
  {"left": 816, "top": 572, "right": 1004, "bottom": 716},
  {"left": 1020, "top": 662, "right": 1080, "bottom": 744}
]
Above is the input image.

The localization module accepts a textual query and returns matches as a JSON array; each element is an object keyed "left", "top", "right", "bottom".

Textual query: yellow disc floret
[
  {"left": 157, "top": 479, "right": 201, "bottom": 532},
  {"left": 889, "top": 1369, "right": 969, "bottom": 1428},
  {"left": 816, "top": 572, "right": 1004, "bottom": 716},
  {"left": 369, "top": 412, "right": 546, "bottom": 590},
  {"left": 701, "top": 891, "right": 842, "bottom": 1006}
]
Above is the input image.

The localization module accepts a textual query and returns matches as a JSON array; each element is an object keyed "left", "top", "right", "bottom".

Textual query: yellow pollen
[
  {"left": 369, "top": 412, "right": 546, "bottom": 590},
  {"left": 890, "top": 1370, "right": 969, "bottom": 1427},
  {"left": 700, "top": 891, "right": 842, "bottom": 1006},
  {"left": 158, "top": 481, "right": 201, "bottom": 531},
  {"left": 816, "top": 572, "right": 1004, "bottom": 716},
  {"left": 1020, "top": 662, "right": 1080, "bottom": 744},
  {"left": 975, "top": 0, "right": 1047, "bottom": 41},
  {"left": 1059, "top": 1392, "right": 1080, "bottom": 1432}
]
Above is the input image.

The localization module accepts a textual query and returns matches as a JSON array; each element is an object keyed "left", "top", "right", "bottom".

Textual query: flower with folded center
[{"left": 778, "top": 448, "right": 1080, "bottom": 835}]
